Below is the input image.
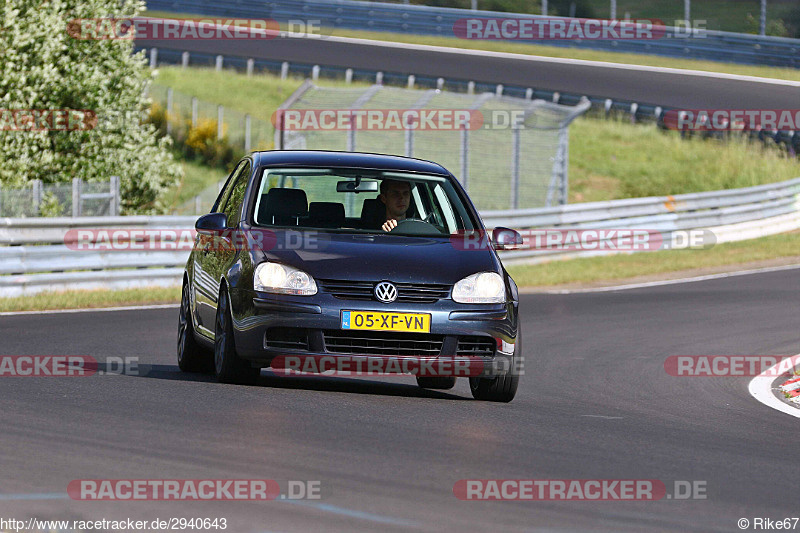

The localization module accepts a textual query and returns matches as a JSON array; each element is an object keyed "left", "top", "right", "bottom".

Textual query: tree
[{"left": 0, "top": 0, "right": 182, "bottom": 214}]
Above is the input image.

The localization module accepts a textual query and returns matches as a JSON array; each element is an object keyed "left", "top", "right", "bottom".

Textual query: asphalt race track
[
  {"left": 135, "top": 34, "right": 800, "bottom": 109},
  {"left": 1, "top": 268, "right": 798, "bottom": 532}
]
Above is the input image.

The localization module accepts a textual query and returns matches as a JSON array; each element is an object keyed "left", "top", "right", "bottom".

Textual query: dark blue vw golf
[{"left": 178, "top": 151, "right": 523, "bottom": 402}]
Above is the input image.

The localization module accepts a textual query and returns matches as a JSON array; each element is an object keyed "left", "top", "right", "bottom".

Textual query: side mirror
[
  {"left": 492, "top": 227, "right": 524, "bottom": 250},
  {"left": 195, "top": 213, "right": 228, "bottom": 235}
]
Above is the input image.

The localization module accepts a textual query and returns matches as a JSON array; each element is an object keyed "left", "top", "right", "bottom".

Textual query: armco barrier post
[
  {"left": 247, "top": 58, "right": 254, "bottom": 76},
  {"left": 347, "top": 115, "right": 356, "bottom": 152},
  {"left": 281, "top": 62, "right": 289, "bottom": 80},
  {"left": 110, "top": 176, "right": 120, "bottom": 216},
  {"left": 181, "top": 51, "right": 189, "bottom": 68},
  {"left": 215, "top": 55, "right": 223, "bottom": 72},
  {"left": 460, "top": 127, "right": 469, "bottom": 192},
  {"left": 32, "top": 180, "right": 42, "bottom": 216},
  {"left": 72, "top": 178, "right": 82, "bottom": 217},
  {"left": 149, "top": 48, "right": 157, "bottom": 69},
  {"left": 559, "top": 128, "right": 569, "bottom": 205},
  {"left": 511, "top": 128, "right": 520, "bottom": 209}
]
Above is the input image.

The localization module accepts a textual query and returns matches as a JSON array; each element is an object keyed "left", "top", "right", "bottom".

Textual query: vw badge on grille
[{"left": 374, "top": 281, "right": 398, "bottom": 303}]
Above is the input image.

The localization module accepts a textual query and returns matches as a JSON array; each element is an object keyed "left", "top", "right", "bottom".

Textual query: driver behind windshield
[{"left": 379, "top": 179, "right": 411, "bottom": 232}]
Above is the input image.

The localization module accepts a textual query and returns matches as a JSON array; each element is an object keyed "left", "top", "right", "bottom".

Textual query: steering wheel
[{"left": 389, "top": 218, "right": 441, "bottom": 235}]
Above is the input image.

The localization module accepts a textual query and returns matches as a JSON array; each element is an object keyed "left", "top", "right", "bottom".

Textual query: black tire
[
  {"left": 469, "top": 333, "right": 521, "bottom": 403},
  {"left": 177, "top": 281, "right": 212, "bottom": 372},
  {"left": 214, "top": 286, "right": 260, "bottom": 385},
  {"left": 416, "top": 376, "right": 457, "bottom": 390}
]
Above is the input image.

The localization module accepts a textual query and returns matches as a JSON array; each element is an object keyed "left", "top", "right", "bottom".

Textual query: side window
[
  {"left": 220, "top": 162, "right": 251, "bottom": 228},
  {"left": 212, "top": 162, "right": 246, "bottom": 213}
]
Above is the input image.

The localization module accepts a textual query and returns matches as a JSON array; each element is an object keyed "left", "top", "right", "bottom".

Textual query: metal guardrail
[
  {"left": 483, "top": 177, "right": 800, "bottom": 262},
  {"left": 146, "top": 0, "right": 800, "bottom": 68},
  {"left": 0, "top": 216, "right": 195, "bottom": 296},
  {"left": 1, "top": 179, "right": 798, "bottom": 295}
]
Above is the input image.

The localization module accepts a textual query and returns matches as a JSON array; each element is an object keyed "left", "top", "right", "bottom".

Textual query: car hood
[{"left": 252, "top": 230, "right": 500, "bottom": 284}]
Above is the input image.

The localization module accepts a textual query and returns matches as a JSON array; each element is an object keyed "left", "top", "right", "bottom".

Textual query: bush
[
  {"left": 0, "top": 0, "right": 183, "bottom": 214},
  {"left": 145, "top": 109, "right": 243, "bottom": 173},
  {"left": 784, "top": 7, "right": 800, "bottom": 38},
  {"left": 39, "top": 192, "right": 66, "bottom": 217},
  {"left": 744, "top": 13, "right": 790, "bottom": 37}
]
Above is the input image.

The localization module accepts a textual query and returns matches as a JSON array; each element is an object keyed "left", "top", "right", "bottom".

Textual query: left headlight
[
  {"left": 452, "top": 272, "right": 505, "bottom": 304},
  {"left": 254, "top": 262, "right": 317, "bottom": 295}
]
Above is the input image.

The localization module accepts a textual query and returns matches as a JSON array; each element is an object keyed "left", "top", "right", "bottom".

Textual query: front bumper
[{"left": 229, "top": 289, "right": 518, "bottom": 378}]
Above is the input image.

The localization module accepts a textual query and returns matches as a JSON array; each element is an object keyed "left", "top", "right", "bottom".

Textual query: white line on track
[
  {"left": 292, "top": 33, "right": 800, "bottom": 88},
  {"left": 528, "top": 263, "right": 800, "bottom": 294},
  {"left": 140, "top": 17, "right": 800, "bottom": 88},
  {"left": 748, "top": 354, "right": 800, "bottom": 419},
  {"left": 0, "top": 303, "right": 178, "bottom": 317}
]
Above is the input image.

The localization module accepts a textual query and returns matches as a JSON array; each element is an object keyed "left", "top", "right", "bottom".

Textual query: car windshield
[{"left": 251, "top": 167, "right": 478, "bottom": 236}]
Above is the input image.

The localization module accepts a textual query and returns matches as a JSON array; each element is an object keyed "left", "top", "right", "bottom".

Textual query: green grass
[
  {"left": 568, "top": 117, "right": 800, "bottom": 202},
  {"left": 152, "top": 69, "right": 314, "bottom": 124},
  {"left": 152, "top": 66, "right": 800, "bottom": 207},
  {"left": 164, "top": 157, "right": 227, "bottom": 211},
  {"left": 507, "top": 230, "right": 800, "bottom": 287},
  {"left": 0, "top": 286, "right": 180, "bottom": 313},
  {"left": 144, "top": 10, "right": 800, "bottom": 83}
]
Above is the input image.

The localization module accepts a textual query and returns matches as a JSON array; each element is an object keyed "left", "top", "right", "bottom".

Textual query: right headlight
[
  {"left": 254, "top": 262, "right": 317, "bottom": 295},
  {"left": 452, "top": 272, "right": 505, "bottom": 304}
]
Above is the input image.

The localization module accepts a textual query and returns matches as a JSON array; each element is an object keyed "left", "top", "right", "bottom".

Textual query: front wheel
[
  {"left": 177, "top": 281, "right": 212, "bottom": 372},
  {"left": 214, "top": 287, "right": 260, "bottom": 385},
  {"left": 469, "top": 334, "right": 521, "bottom": 403}
]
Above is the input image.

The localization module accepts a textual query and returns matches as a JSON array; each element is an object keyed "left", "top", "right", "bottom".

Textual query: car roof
[{"left": 251, "top": 150, "right": 451, "bottom": 176}]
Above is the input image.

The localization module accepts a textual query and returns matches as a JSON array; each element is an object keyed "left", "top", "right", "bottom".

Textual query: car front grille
[
  {"left": 456, "top": 336, "right": 496, "bottom": 357},
  {"left": 318, "top": 279, "right": 451, "bottom": 303},
  {"left": 323, "top": 330, "right": 445, "bottom": 356}
]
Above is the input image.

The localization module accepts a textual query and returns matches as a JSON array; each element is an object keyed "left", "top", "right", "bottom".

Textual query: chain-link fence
[
  {"left": 274, "top": 83, "right": 589, "bottom": 210},
  {"left": 0, "top": 178, "right": 120, "bottom": 217},
  {"left": 148, "top": 84, "right": 274, "bottom": 153}
]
